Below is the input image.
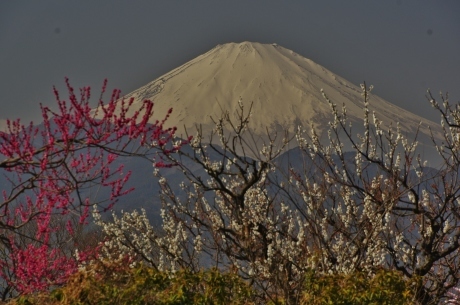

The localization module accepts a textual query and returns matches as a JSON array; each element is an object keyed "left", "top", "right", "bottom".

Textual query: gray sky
[{"left": 1, "top": 1, "right": 459, "bottom": 123}]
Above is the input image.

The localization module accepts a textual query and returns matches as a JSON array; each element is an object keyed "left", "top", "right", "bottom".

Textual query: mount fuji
[
  {"left": 105, "top": 42, "right": 443, "bottom": 216},
  {"left": 122, "top": 42, "right": 441, "bottom": 149}
]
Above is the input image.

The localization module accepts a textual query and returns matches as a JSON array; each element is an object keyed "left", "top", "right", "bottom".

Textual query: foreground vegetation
[{"left": 5, "top": 260, "right": 416, "bottom": 305}]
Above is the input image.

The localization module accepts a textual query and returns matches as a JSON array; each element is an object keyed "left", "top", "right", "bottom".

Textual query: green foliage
[
  {"left": 6, "top": 260, "right": 254, "bottom": 305},
  {"left": 300, "top": 268, "right": 417, "bottom": 305},
  {"left": 5, "top": 261, "right": 420, "bottom": 305}
]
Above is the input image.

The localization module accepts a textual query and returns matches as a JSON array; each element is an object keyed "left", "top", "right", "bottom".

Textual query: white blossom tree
[
  {"left": 287, "top": 85, "right": 460, "bottom": 304},
  {"left": 96, "top": 85, "right": 460, "bottom": 304}
]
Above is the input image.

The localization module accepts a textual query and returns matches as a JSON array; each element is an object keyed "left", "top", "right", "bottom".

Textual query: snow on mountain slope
[
  {"left": 122, "top": 42, "right": 441, "bottom": 151},
  {"left": 97, "top": 42, "right": 446, "bottom": 216}
]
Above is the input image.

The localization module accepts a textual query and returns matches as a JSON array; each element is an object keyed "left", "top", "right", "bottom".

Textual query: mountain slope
[{"left": 123, "top": 42, "right": 441, "bottom": 148}]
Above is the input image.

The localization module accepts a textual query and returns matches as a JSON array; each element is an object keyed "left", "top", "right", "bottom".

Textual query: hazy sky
[{"left": 1, "top": 1, "right": 459, "bottom": 124}]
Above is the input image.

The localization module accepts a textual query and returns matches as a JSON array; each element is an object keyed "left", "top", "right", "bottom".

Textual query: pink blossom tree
[{"left": 0, "top": 78, "right": 183, "bottom": 300}]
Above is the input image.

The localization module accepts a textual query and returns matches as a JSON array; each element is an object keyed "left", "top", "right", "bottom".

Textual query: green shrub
[
  {"left": 300, "top": 268, "right": 417, "bottom": 305},
  {"left": 5, "top": 261, "right": 420, "bottom": 305},
  {"left": 7, "top": 260, "right": 254, "bottom": 305}
]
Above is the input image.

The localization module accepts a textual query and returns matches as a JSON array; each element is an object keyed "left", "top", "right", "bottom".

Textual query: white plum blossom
[{"left": 97, "top": 86, "right": 460, "bottom": 303}]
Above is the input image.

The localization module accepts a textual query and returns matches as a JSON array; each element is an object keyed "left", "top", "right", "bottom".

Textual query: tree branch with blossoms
[
  {"left": 96, "top": 85, "right": 460, "bottom": 304},
  {"left": 0, "top": 78, "right": 184, "bottom": 300}
]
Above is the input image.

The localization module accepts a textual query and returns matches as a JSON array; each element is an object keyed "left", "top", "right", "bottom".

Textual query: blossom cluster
[
  {"left": 100, "top": 86, "right": 460, "bottom": 303},
  {"left": 0, "top": 79, "right": 180, "bottom": 298}
]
